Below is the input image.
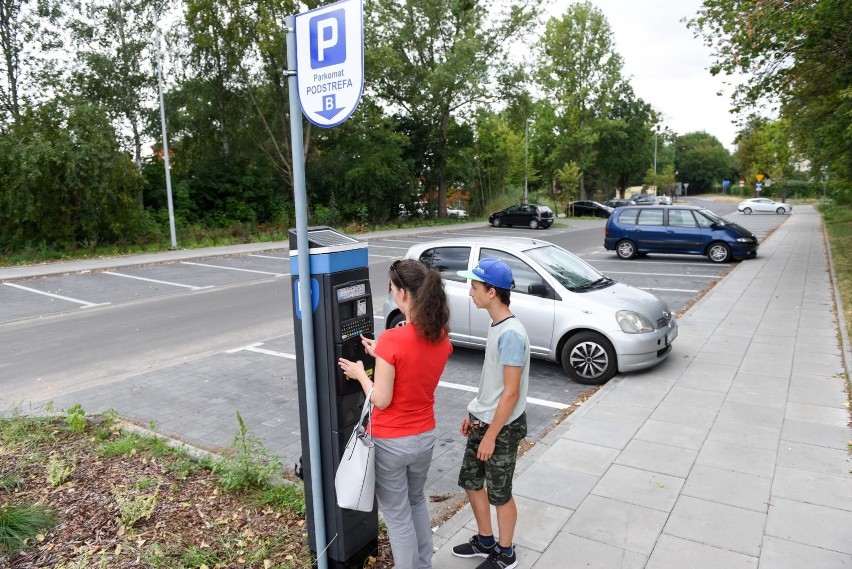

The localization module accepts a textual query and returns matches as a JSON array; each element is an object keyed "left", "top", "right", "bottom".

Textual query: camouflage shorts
[{"left": 458, "top": 412, "right": 527, "bottom": 506}]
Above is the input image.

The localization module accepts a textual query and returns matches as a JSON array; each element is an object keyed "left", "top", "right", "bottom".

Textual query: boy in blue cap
[{"left": 452, "top": 258, "right": 530, "bottom": 569}]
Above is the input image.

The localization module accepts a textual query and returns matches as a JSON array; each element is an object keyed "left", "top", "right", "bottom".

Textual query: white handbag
[{"left": 334, "top": 388, "right": 375, "bottom": 511}]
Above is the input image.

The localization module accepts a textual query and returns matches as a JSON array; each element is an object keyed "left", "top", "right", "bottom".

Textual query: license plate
[{"left": 666, "top": 328, "right": 678, "bottom": 345}]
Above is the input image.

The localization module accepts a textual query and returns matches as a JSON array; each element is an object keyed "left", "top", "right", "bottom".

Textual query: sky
[{"left": 540, "top": 0, "right": 746, "bottom": 150}]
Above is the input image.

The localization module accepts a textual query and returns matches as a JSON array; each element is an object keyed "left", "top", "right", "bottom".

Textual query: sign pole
[{"left": 286, "top": 15, "right": 329, "bottom": 569}]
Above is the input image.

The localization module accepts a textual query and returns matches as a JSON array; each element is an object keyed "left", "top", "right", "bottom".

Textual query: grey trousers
[{"left": 373, "top": 429, "right": 436, "bottom": 569}]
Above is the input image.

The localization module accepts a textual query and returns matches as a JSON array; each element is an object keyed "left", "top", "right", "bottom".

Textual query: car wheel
[
  {"left": 742, "top": 207, "right": 752, "bottom": 215},
  {"left": 529, "top": 219, "right": 539, "bottom": 229},
  {"left": 707, "top": 242, "right": 732, "bottom": 263},
  {"left": 388, "top": 312, "right": 407, "bottom": 329},
  {"left": 560, "top": 331, "right": 617, "bottom": 385},
  {"left": 776, "top": 207, "right": 786, "bottom": 214},
  {"left": 615, "top": 239, "right": 637, "bottom": 259},
  {"left": 492, "top": 218, "right": 502, "bottom": 228}
]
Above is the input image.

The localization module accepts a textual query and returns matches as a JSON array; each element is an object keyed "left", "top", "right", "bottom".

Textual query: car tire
[
  {"left": 776, "top": 207, "right": 786, "bottom": 214},
  {"left": 529, "top": 219, "right": 539, "bottom": 229},
  {"left": 560, "top": 331, "right": 617, "bottom": 385},
  {"left": 615, "top": 239, "right": 637, "bottom": 260},
  {"left": 707, "top": 242, "right": 732, "bottom": 263},
  {"left": 742, "top": 207, "right": 752, "bottom": 215},
  {"left": 388, "top": 312, "right": 407, "bottom": 329},
  {"left": 492, "top": 218, "right": 502, "bottom": 227}
]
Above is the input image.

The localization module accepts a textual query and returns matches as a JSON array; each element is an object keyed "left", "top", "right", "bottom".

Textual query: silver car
[{"left": 382, "top": 237, "right": 678, "bottom": 384}]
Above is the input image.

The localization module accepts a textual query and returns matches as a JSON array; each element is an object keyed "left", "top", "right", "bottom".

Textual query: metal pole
[
  {"left": 653, "top": 131, "right": 657, "bottom": 193},
  {"left": 524, "top": 120, "right": 528, "bottom": 204},
  {"left": 285, "top": 16, "right": 328, "bottom": 569},
  {"left": 156, "top": 23, "right": 177, "bottom": 250}
]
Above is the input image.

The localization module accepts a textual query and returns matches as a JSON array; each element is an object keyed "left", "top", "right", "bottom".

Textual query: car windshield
[
  {"left": 696, "top": 208, "right": 729, "bottom": 226},
  {"left": 525, "top": 244, "right": 612, "bottom": 291}
]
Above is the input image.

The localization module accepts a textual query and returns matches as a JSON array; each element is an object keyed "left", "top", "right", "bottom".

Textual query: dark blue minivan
[{"left": 604, "top": 205, "right": 758, "bottom": 263}]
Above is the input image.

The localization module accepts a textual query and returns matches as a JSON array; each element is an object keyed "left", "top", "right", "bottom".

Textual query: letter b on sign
[{"left": 310, "top": 9, "right": 346, "bottom": 69}]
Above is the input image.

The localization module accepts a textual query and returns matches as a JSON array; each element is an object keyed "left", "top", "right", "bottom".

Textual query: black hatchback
[{"left": 489, "top": 204, "right": 554, "bottom": 229}]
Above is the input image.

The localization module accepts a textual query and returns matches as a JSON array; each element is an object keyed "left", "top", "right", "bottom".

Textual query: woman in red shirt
[{"left": 339, "top": 259, "right": 452, "bottom": 569}]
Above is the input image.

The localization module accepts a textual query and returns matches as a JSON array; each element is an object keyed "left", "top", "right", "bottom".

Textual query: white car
[
  {"left": 737, "top": 198, "right": 792, "bottom": 215},
  {"left": 382, "top": 237, "right": 677, "bottom": 384},
  {"left": 447, "top": 207, "right": 468, "bottom": 218}
]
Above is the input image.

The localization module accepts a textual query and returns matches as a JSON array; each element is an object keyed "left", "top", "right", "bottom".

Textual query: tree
[
  {"left": 68, "top": 0, "right": 160, "bottom": 169},
  {"left": 734, "top": 118, "right": 797, "bottom": 199},
  {"left": 365, "top": 0, "right": 539, "bottom": 217},
  {"left": 688, "top": 0, "right": 852, "bottom": 202},
  {"left": 534, "top": 1, "right": 624, "bottom": 199},
  {"left": 674, "top": 131, "right": 734, "bottom": 194}
]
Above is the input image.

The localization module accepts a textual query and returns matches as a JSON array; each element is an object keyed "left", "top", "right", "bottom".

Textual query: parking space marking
[
  {"left": 181, "top": 261, "right": 287, "bottom": 277},
  {"left": 103, "top": 271, "right": 213, "bottom": 290},
  {"left": 368, "top": 254, "right": 397, "bottom": 259},
  {"left": 249, "top": 254, "right": 289, "bottom": 260},
  {"left": 606, "top": 271, "right": 719, "bottom": 278},
  {"left": 227, "top": 343, "right": 297, "bottom": 359},
  {"left": 590, "top": 256, "right": 731, "bottom": 267},
  {"left": 2, "top": 282, "right": 110, "bottom": 308},
  {"left": 226, "top": 343, "right": 569, "bottom": 409}
]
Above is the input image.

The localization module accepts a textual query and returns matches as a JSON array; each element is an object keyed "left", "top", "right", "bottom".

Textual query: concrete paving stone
[
  {"left": 696, "top": 439, "right": 777, "bottom": 478},
  {"left": 646, "top": 534, "right": 758, "bottom": 569},
  {"left": 681, "top": 464, "right": 771, "bottom": 513},
  {"left": 661, "top": 386, "right": 727, "bottom": 409},
  {"left": 663, "top": 495, "right": 766, "bottom": 556},
  {"left": 593, "top": 385, "right": 670, "bottom": 410},
  {"left": 700, "top": 337, "right": 750, "bottom": 357},
  {"left": 432, "top": 527, "right": 539, "bottom": 569},
  {"left": 776, "top": 440, "right": 852, "bottom": 476},
  {"left": 650, "top": 399, "right": 719, "bottom": 430},
  {"left": 687, "top": 350, "right": 745, "bottom": 368},
  {"left": 759, "top": 536, "right": 852, "bottom": 569},
  {"left": 787, "top": 380, "right": 848, "bottom": 408},
  {"left": 591, "top": 464, "right": 684, "bottom": 512},
  {"left": 634, "top": 419, "right": 708, "bottom": 451},
  {"left": 675, "top": 370, "right": 736, "bottom": 393},
  {"left": 707, "top": 418, "right": 781, "bottom": 451},
  {"left": 781, "top": 419, "right": 851, "bottom": 451},
  {"left": 463, "top": 495, "right": 573, "bottom": 553},
  {"left": 580, "top": 399, "right": 655, "bottom": 423},
  {"left": 785, "top": 401, "right": 850, "bottom": 427},
  {"left": 537, "top": 439, "right": 620, "bottom": 477},
  {"left": 614, "top": 439, "right": 698, "bottom": 478},
  {"left": 530, "top": 533, "right": 647, "bottom": 569},
  {"left": 791, "top": 353, "right": 845, "bottom": 377},
  {"left": 771, "top": 466, "right": 852, "bottom": 512},
  {"left": 726, "top": 382, "right": 788, "bottom": 410},
  {"left": 513, "top": 461, "right": 599, "bottom": 510},
  {"left": 559, "top": 416, "right": 642, "bottom": 450},
  {"left": 563, "top": 494, "right": 668, "bottom": 555},
  {"left": 717, "top": 401, "right": 785, "bottom": 429},
  {"left": 765, "top": 497, "right": 852, "bottom": 555}
]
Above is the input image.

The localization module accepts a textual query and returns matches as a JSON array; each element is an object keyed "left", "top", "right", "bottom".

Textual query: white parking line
[
  {"left": 103, "top": 271, "right": 212, "bottom": 290},
  {"left": 640, "top": 287, "right": 701, "bottom": 293},
  {"left": 2, "top": 282, "right": 110, "bottom": 308},
  {"left": 226, "top": 343, "right": 569, "bottom": 409},
  {"left": 249, "top": 254, "right": 289, "bottom": 260},
  {"left": 181, "top": 261, "right": 287, "bottom": 277},
  {"left": 606, "top": 271, "right": 719, "bottom": 278}
]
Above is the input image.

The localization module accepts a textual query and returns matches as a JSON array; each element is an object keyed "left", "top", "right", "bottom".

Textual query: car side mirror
[{"left": 528, "top": 283, "right": 550, "bottom": 297}]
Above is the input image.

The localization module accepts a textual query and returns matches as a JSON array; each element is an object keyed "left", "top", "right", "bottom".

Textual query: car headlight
[
  {"left": 736, "top": 237, "right": 752, "bottom": 242},
  {"left": 616, "top": 310, "right": 655, "bottom": 333}
]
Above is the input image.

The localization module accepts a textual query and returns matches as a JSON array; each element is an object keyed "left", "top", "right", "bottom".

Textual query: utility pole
[{"left": 156, "top": 22, "right": 177, "bottom": 249}]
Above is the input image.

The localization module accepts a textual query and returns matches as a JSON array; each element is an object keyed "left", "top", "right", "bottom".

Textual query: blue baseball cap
[{"left": 457, "top": 258, "right": 513, "bottom": 289}]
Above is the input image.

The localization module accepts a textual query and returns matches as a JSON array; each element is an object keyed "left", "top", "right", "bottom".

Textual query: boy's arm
[{"left": 476, "top": 365, "right": 521, "bottom": 461}]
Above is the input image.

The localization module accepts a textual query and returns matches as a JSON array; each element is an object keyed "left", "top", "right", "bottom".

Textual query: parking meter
[{"left": 289, "top": 227, "right": 378, "bottom": 568}]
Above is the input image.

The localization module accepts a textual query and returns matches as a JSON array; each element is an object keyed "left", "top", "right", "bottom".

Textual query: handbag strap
[{"left": 359, "top": 386, "right": 374, "bottom": 436}]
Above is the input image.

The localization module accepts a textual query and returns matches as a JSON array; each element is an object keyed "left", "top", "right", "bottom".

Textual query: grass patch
[{"left": 0, "top": 504, "right": 57, "bottom": 555}]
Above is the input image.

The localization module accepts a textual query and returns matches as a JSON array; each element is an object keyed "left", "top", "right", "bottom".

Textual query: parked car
[
  {"left": 630, "top": 194, "right": 665, "bottom": 205},
  {"left": 604, "top": 198, "right": 636, "bottom": 208},
  {"left": 566, "top": 200, "right": 615, "bottom": 218},
  {"left": 488, "top": 204, "right": 554, "bottom": 229},
  {"left": 382, "top": 237, "right": 677, "bottom": 384},
  {"left": 447, "top": 207, "right": 468, "bottom": 218},
  {"left": 604, "top": 205, "right": 758, "bottom": 263},
  {"left": 737, "top": 198, "right": 792, "bottom": 215}
]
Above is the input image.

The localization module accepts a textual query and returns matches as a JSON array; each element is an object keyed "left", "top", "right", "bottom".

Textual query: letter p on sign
[{"left": 310, "top": 8, "right": 346, "bottom": 68}]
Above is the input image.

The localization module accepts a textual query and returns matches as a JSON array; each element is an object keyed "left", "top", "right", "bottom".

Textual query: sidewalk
[{"left": 434, "top": 205, "right": 852, "bottom": 568}]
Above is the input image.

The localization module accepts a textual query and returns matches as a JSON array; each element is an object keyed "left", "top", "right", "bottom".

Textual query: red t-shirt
[{"left": 372, "top": 323, "right": 453, "bottom": 438}]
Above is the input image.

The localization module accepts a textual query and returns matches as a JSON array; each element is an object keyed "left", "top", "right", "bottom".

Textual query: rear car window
[
  {"left": 418, "top": 247, "right": 470, "bottom": 283},
  {"left": 617, "top": 209, "right": 639, "bottom": 225},
  {"left": 637, "top": 209, "right": 664, "bottom": 226}
]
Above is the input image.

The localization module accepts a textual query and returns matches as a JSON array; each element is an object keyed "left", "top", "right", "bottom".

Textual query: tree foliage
[{"left": 674, "top": 131, "right": 735, "bottom": 193}]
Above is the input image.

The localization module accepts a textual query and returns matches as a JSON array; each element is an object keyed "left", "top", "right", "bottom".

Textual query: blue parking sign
[{"left": 295, "top": 0, "right": 364, "bottom": 127}]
